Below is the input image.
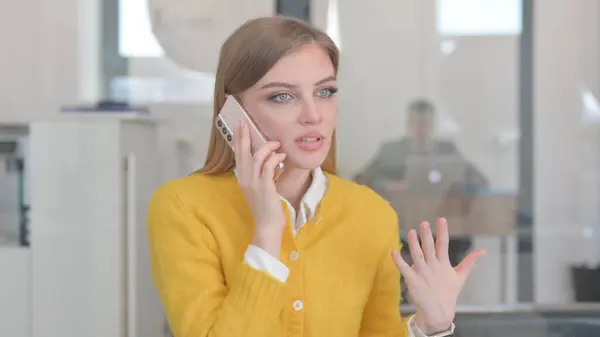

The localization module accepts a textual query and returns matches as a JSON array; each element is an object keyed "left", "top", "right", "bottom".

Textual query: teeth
[{"left": 301, "top": 137, "right": 319, "bottom": 142}]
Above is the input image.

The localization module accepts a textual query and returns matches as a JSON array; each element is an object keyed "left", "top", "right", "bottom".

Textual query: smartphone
[{"left": 216, "top": 95, "right": 284, "bottom": 179}]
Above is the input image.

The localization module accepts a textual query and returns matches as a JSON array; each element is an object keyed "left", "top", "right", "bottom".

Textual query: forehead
[{"left": 256, "top": 43, "right": 335, "bottom": 86}]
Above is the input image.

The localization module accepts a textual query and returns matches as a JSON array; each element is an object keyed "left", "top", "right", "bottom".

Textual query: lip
[
  {"left": 295, "top": 132, "right": 326, "bottom": 151},
  {"left": 295, "top": 132, "right": 325, "bottom": 141}
]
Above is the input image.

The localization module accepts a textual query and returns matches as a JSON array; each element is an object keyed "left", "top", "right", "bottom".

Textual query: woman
[{"left": 147, "top": 16, "right": 486, "bottom": 337}]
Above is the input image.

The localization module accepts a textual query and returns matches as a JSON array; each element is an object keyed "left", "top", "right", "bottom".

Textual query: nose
[{"left": 299, "top": 98, "right": 322, "bottom": 125}]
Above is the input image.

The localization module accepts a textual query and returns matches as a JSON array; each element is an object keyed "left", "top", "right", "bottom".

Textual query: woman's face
[{"left": 238, "top": 43, "right": 338, "bottom": 171}]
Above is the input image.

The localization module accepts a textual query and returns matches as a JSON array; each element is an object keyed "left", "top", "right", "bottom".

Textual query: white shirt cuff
[
  {"left": 244, "top": 245, "right": 290, "bottom": 283},
  {"left": 408, "top": 315, "right": 455, "bottom": 337}
]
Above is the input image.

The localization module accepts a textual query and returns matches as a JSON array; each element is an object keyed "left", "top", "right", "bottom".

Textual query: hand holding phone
[
  {"left": 217, "top": 96, "right": 287, "bottom": 259},
  {"left": 232, "top": 121, "right": 287, "bottom": 258}
]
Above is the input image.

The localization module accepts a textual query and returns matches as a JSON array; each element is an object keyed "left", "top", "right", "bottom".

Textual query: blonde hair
[{"left": 199, "top": 16, "right": 339, "bottom": 175}]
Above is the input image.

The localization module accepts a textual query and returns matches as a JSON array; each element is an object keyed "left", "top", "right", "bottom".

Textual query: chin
[{"left": 284, "top": 151, "right": 328, "bottom": 171}]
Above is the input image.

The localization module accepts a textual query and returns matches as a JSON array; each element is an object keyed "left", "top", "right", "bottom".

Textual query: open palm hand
[{"left": 392, "top": 218, "right": 486, "bottom": 335}]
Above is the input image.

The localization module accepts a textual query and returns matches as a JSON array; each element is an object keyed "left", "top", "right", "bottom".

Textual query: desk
[{"left": 389, "top": 190, "right": 518, "bottom": 237}]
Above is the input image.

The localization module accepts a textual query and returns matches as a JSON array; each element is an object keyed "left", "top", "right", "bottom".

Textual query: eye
[
  {"left": 268, "top": 92, "right": 293, "bottom": 103},
  {"left": 316, "top": 87, "right": 338, "bottom": 98}
]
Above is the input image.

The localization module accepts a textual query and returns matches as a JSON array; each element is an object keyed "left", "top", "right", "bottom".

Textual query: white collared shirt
[{"left": 237, "top": 167, "right": 454, "bottom": 337}]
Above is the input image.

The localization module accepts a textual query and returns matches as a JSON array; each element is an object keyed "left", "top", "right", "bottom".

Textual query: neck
[{"left": 275, "top": 166, "right": 313, "bottom": 209}]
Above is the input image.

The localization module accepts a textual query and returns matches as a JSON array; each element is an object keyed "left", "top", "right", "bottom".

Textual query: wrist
[
  {"left": 414, "top": 313, "right": 452, "bottom": 336},
  {"left": 251, "top": 230, "right": 283, "bottom": 258}
]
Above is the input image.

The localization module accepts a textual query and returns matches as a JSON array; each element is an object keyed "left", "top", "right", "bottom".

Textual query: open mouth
[{"left": 297, "top": 137, "right": 322, "bottom": 143}]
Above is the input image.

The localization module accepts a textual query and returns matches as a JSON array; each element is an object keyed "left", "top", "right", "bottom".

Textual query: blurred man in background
[{"left": 355, "top": 98, "right": 489, "bottom": 267}]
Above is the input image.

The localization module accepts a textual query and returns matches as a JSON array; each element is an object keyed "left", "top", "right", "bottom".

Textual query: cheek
[
  {"left": 320, "top": 101, "right": 338, "bottom": 134},
  {"left": 251, "top": 102, "right": 295, "bottom": 141},
  {"left": 237, "top": 94, "right": 291, "bottom": 142}
]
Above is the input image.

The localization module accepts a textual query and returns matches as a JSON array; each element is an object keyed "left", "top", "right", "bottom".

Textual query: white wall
[
  {"left": 534, "top": 0, "right": 600, "bottom": 303},
  {"left": 0, "top": 0, "right": 101, "bottom": 124},
  {"left": 0, "top": 1, "right": 39, "bottom": 123}
]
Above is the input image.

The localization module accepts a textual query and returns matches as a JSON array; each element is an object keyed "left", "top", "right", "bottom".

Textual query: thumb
[{"left": 454, "top": 249, "right": 487, "bottom": 281}]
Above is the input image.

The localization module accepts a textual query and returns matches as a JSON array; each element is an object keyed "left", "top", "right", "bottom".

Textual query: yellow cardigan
[{"left": 147, "top": 171, "right": 409, "bottom": 337}]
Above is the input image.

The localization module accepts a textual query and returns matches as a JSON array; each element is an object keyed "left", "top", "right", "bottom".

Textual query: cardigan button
[
  {"left": 289, "top": 251, "right": 300, "bottom": 261},
  {"left": 292, "top": 300, "right": 304, "bottom": 311}
]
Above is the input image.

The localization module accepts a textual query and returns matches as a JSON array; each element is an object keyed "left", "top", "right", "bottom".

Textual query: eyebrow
[{"left": 259, "top": 75, "right": 337, "bottom": 90}]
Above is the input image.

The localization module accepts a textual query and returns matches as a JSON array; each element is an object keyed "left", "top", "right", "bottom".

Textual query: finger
[
  {"left": 407, "top": 229, "right": 426, "bottom": 269},
  {"left": 419, "top": 221, "right": 436, "bottom": 263},
  {"left": 251, "top": 142, "right": 281, "bottom": 181},
  {"left": 231, "top": 120, "right": 241, "bottom": 155},
  {"left": 234, "top": 121, "right": 252, "bottom": 179},
  {"left": 392, "top": 250, "right": 417, "bottom": 283},
  {"left": 261, "top": 153, "right": 286, "bottom": 182},
  {"left": 435, "top": 218, "right": 450, "bottom": 264},
  {"left": 455, "top": 249, "right": 487, "bottom": 282}
]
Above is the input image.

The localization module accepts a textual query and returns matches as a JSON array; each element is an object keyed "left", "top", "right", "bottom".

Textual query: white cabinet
[
  {"left": 29, "top": 115, "right": 166, "bottom": 337},
  {"left": 0, "top": 247, "right": 30, "bottom": 337}
]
